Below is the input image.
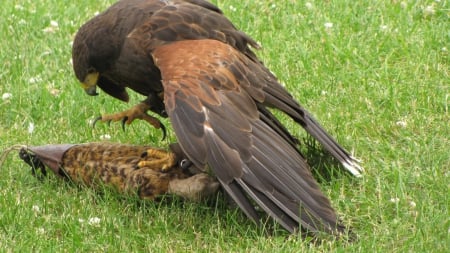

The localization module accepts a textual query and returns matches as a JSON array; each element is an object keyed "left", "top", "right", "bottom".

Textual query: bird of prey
[
  {"left": 14, "top": 142, "right": 219, "bottom": 201},
  {"left": 72, "top": 0, "right": 363, "bottom": 235}
]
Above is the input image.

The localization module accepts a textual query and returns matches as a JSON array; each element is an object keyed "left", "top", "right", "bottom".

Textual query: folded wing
[{"left": 152, "top": 39, "right": 346, "bottom": 234}]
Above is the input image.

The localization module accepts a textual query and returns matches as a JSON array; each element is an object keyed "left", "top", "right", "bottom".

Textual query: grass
[{"left": 0, "top": 0, "right": 448, "bottom": 251}]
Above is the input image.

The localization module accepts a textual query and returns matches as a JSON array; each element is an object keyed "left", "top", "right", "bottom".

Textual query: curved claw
[
  {"left": 180, "top": 159, "right": 193, "bottom": 171},
  {"left": 92, "top": 116, "right": 103, "bottom": 128},
  {"left": 160, "top": 122, "right": 167, "bottom": 141},
  {"left": 121, "top": 116, "right": 129, "bottom": 131}
]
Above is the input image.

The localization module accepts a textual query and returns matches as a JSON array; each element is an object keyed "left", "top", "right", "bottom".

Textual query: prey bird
[
  {"left": 72, "top": 0, "right": 363, "bottom": 235},
  {"left": 8, "top": 142, "right": 219, "bottom": 201}
]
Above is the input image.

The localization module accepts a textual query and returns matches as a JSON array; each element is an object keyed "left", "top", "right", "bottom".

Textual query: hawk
[{"left": 72, "top": 0, "right": 362, "bottom": 236}]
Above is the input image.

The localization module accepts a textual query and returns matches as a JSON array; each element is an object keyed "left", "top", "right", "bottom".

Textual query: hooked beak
[{"left": 82, "top": 72, "right": 99, "bottom": 96}]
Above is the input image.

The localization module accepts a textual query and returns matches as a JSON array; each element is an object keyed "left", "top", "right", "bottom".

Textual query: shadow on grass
[{"left": 300, "top": 135, "right": 353, "bottom": 184}]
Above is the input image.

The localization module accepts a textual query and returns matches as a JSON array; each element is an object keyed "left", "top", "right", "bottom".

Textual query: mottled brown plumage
[
  {"left": 17, "top": 142, "right": 219, "bottom": 201},
  {"left": 72, "top": 0, "right": 363, "bottom": 236}
]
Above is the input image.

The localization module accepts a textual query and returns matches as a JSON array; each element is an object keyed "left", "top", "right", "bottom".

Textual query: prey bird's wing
[{"left": 152, "top": 39, "right": 345, "bottom": 234}]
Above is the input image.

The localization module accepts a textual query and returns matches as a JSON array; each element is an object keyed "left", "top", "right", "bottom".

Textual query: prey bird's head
[{"left": 72, "top": 18, "right": 129, "bottom": 102}]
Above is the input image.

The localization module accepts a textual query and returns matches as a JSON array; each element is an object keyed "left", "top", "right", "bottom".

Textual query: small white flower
[
  {"left": 442, "top": 47, "right": 447, "bottom": 52},
  {"left": 324, "top": 22, "right": 333, "bottom": 29},
  {"left": 43, "top": 21, "right": 59, "bottom": 33},
  {"left": 36, "top": 227, "right": 46, "bottom": 234},
  {"left": 2, "top": 93, "right": 12, "bottom": 100},
  {"left": 409, "top": 201, "right": 416, "bottom": 208},
  {"left": 390, "top": 197, "right": 400, "bottom": 203},
  {"left": 32, "top": 205, "right": 41, "bottom": 213},
  {"left": 396, "top": 120, "right": 407, "bottom": 128},
  {"left": 100, "top": 134, "right": 111, "bottom": 140},
  {"left": 50, "top": 20, "right": 59, "bottom": 28},
  {"left": 94, "top": 11, "right": 100, "bottom": 16},
  {"left": 49, "top": 88, "right": 61, "bottom": 96},
  {"left": 270, "top": 4, "right": 276, "bottom": 9},
  {"left": 423, "top": 5, "right": 435, "bottom": 16},
  {"left": 321, "top": 90, "right": 328, "bottom": 96},
  {"left": 14, "top": 4, "right": 24, "bottom": 10},
  {"left": 88, "top": 217, "right": 101, "bottom": 226},
  {"left": 380, "top": 25, "right": 388, "bottom": 31},
  {"left": 29, "top": 76, "right": 42, "bottom": 84},
  {"left": 305, "top": 2, "right": 313, "bottom": 10},
  {"left": 229, "top": 5, "right": 236, "bottom": 12},
  {"left": 28, "top": 122, "right": 35, "bottom": 134},
  {"left": 78, "top": 218, "right": 85, "bottom": 223},
  {"left": 41, "top": 51, "right": 52, "bottom": 57}
]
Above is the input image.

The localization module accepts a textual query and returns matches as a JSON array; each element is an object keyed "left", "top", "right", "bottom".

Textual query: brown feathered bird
[
  {"left": 72, "top": 0, "right": 362, "bottom": 235},
  {"left": 15, "top": 142, "right": 219, "bottom": 201}
]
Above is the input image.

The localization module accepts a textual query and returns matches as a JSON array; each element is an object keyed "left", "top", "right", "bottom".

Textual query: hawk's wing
[
  {"left": 126, "top": 2, "right": 362, "bottom": 177},
  {"left": 152, "top": 39, "right": 345, "bottom": 234}
]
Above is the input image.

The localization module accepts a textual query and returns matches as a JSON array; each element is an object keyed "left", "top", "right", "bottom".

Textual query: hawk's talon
[
  {"left": 121, "top": 116, "right": 128, "bottom": 131},
  {"left": 180, "top": 159, "right": 193, "bottom": 171},
  {"left": 92, "top": 116, "right": 103, "bottom": 128},
  {"left": 160, "top": 122, "right": 167, "bottom": 141},
  {"left": 90, "top": 102, "right": 166, "bottom": 139},
  {"left": 138, "top": 148, "right": 177, "bottom": 172}
]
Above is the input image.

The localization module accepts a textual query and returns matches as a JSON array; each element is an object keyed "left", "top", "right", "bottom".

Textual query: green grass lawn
[{"left": 0, "top": 0, "right": 448, "bottom": 251}]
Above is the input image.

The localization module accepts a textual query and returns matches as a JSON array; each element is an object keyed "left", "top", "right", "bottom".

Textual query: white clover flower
[
  {"left": 390, "top": 197, "right": 400, "bottom": 203},
  {"left": 2, "top": 93, "right": 12, "bottom": 100},
  {"left": 324, "top": 22, "right": 333, "bottom": 29},
  {"left": 32, "top": 205, "right": 41, "bottom": 213},
  {"left": 396, "top": 120, "right": 407, "bottom": 128},
  {"left": 29, "top": 76, "right": 42, "bottom": 84},
  {"left": 423, "top": 5, "right": 435, "bottom": 16},
  {"left": 49, "top": 88, "right": 61, "bottom": 97},
  {"left": 50, "top": 20, "right": 59, "bottom": 28},
  {"left": 229, "top": 5, "right": 236, "bottom": 12},
  {"left": 28, "top": 122, "right": 35, "bottom": 134},
  {"left": 36, "top": 227, "right": 46, "bottom": 235},
  {"left": 100, "top": 134, "right": 111, "bottom": 140},
  {"left": 305, "top": 2, "right": 313, "bottom": 10},
  {"left": 409, "top": 201, "right": 416, "bottom": 208},
  {"left": 380, "top": 25, "right": 388, "bottom": 31},
  {"left": 88, "top": 217, "right": 101, "bottom": 226},
  {"left": 43, "top": 20, "right": 59, "bottom": 33}
]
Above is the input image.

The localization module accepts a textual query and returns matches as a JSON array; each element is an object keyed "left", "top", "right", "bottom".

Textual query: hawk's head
[{"left": 72, "top": 19, "right": 129, "bottom": 102}]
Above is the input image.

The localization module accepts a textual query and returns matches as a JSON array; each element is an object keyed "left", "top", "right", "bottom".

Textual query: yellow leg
[{"left": 138, "top": 148, "right": 177, "bottom": 172}]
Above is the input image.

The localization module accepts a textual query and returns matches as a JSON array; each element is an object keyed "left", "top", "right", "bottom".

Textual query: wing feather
[{"left": 153, "top": 40, "right": 345, "bottom": 234}]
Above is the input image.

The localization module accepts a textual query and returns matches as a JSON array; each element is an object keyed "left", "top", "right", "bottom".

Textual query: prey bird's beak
[{"left": 82, "top": 72, "right": 99, "bottom": 96}]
